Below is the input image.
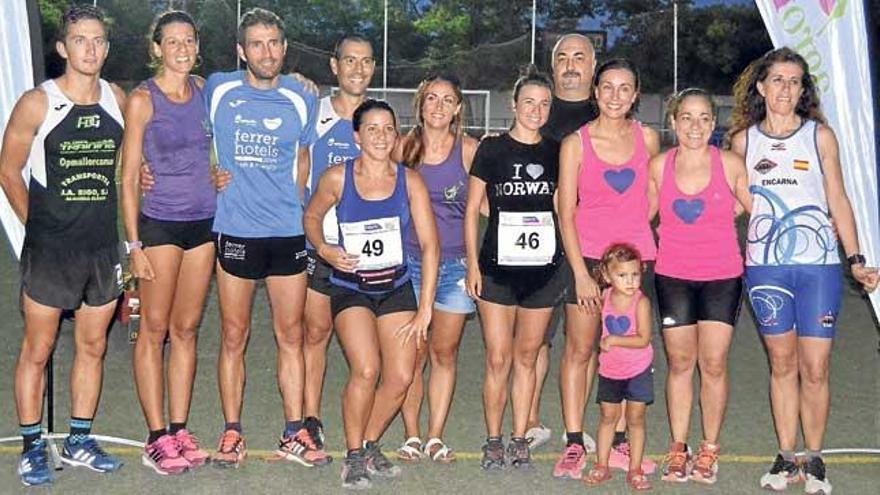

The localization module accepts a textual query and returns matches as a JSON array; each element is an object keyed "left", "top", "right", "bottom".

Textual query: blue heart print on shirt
[
  {"left": 603, "top": 168, "right": 635, "bottom": 194},
  {"left": 672, "top": 198, "right": 705, "bottom": 224},
  {"left": 604, "top": 315, "right": 631, "bottom": 335}
]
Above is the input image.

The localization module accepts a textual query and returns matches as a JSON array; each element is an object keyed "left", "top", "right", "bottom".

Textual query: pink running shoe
[
  {"left": 142, "top": 434, "right": 190, "bottom": 475},
  {"left": 608, "top": 441, "right": 656, "bottom": 475},
  {"left": 276, "top": 429, "right": 331, "bottom": 467},
  {"left": 553, "top": 443, "right": 587, "bottom": 479},
  {"left": 174, "top": 429, "right": 209, "bottom": 467}
]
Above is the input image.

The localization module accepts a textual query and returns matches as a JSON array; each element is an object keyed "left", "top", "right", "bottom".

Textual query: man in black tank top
[
  {"left": 0, "top": 6, "right": 127, "bottom": 486},
  {"left": 528, "top": 33, "right": 598, "bottom": 454}
]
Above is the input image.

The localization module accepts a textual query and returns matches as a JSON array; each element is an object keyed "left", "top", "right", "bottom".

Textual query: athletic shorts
[
  {"left": 214, "top": 233, "right": 308, "bottom": 280},
  {"left": 21, "top": 243, "right": 122, "bottom": 310},
  {"left": 307, "top": 249, "right": 334, "bottom": 296},
  {"left": 330, "top": 280, "right": 418, "bottom": 319},
  {"left": 596, "top": 365, "right": 654, "bottom": 405},
  {"left": 744, "top": 264, "right": 842, "bottom": 338},
  {"left": 479, "top": 263, "right": 566, "bottom": 309},
  {"left": 139, "top": 214, "right": 213, "bottom": 251},
  {"left": 408, "top": 255, "right": 475, "bottom": 314},
  {"left": 655, "top": 274, "right": 743, "bottom": 329}
]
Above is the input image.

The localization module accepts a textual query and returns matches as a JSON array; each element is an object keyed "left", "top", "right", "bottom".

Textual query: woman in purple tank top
[
  {"left": 646, "top": 89, "right": 749, "bottom": 484},
  {"left": 391, "top": 75, "right": 479, "bottom": 463},
  {"left": 120, "top": 11, "right": 214, "bottom": 475}
]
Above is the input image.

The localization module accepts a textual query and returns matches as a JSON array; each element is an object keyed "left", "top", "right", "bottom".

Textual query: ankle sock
[
  {"left": 612, "top": 431, "right": 627, "bottom": 448},
  {"left": 20, "top": 422, "right": 41, "bottom": 453},
  {"left": 169, "top": 422, "right": 186, "bottom": 435},
  {"left": 566, "top": 431, "right": 584, "bottom": 447},
  {"left": 805, "top": 449, "right": 822, "bottom": 461},
  {"left": 148, "top": 428, "right": 167, "bottom": 444},
  {"left": 780, "top": 450, "right": 796, "bottom": 462},
  {"left": 224, "top": 422, "right": 242, "bottom": 433},
  {"left": 68, "top": 417, "right": 93, "bottom": 444},
  {"left": 284, "top": 419, "right": 304, "bottom": 437}
]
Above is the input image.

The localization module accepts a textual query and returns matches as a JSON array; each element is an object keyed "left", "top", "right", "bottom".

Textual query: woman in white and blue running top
[
  {"left": 730, "top": 47, "right": 878, "bottom": 495},
  {"left": 304, "top": 99, "right": 439, "bottom": 490}
]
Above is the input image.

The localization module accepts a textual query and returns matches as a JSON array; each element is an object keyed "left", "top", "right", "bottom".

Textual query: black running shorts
[
  {"left": 214, "top": 233, "right": 308, "bottom": 280},
  {"left": 140, "top": 214, "right": 213, "bottom": 251},
  {"left": 329, "top": 280, "right": 418, "bottom": 319},
  {"left": 21, "top": 243, "right": 122, "bottom": 310},
  {"left": 654, "top": 274, "right": 743, "bottom": 329}
]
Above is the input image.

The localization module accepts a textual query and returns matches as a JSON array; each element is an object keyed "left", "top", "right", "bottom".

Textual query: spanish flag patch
[{"left": 793, "top": 159, "right": 809, "bottom": 171}]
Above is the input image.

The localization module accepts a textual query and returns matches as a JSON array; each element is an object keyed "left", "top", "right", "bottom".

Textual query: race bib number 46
[
  {"left": 497, "top": 211, "right": 555, "bottom": 266},
  {"left": 340, "top": 216, "right": 403, "bottom": 271}
]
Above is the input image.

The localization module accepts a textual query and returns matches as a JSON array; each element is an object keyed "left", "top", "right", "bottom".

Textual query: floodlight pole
[
  {"left": 673, "top": 1, "right": 679, "bottom": 94},
  {"left": 530, "top": 0, "right": 537, "bottom": 64},
  {"left": 237, "top": 0, "right": 242, "bottom": 70},
  {"left": 383, "top": 0, "right": 389, "bottom": 96}
]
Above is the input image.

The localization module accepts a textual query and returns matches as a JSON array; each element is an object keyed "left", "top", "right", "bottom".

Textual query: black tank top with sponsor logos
[
  {"left": 470, "top": 133, "right": 562, "bottom": 282},
  {"left": 24, "top": 79, "right": 124, "bottom": 250}
]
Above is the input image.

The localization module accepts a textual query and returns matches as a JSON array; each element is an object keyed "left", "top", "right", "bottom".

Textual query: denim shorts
[{"left": 408, "top": 255, "right": 476, "bottom": 314}]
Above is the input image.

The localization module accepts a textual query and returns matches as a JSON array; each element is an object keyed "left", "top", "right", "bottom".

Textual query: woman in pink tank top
[
  {"left": 647, "top": 89, "right": 750, "bottom": 484},
  {"left": 555, "top": 58, "right": 660, "bottom": 479}
]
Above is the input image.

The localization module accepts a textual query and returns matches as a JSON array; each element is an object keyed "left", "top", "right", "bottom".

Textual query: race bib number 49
[
  {"left": 340, "top": 216, "right": 403, "bottom": 271},
  {"left": 497, "top": 211, "right": 555, "bottom": 266}
]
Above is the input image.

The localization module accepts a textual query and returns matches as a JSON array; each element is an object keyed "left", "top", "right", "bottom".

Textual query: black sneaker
[
  {"left": 760, "top": 453, "right": 802, "bottom": 491},
  {"left": 507, "top": 437, "right": 532, "bottom": 469},
  {"left": 342, "top": 449, "right": 371, "bottom": 490},
  {"left": 803, "top": 456, "right": 832, "bottom": 495},
  {"left": 304, "top": 416, "right": 325, "bottom": 450},
  {"left": 480, "top": 438, "right": 506, "bottom": 471},
  {"left": 363, "top": 441, "right": 401, "bottom": 478}
]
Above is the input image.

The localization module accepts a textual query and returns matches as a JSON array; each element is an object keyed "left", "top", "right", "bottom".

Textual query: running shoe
[
  {"left": 559, "top": 431, "right": 597, "bottom": 453},
  {"left": 803, "top": 456, "right": 832, "bottom": 495},
  {"left": 507, "top": 437, "right": 532, "bottom": 469},
  {"left": 689, "top": 441, "right": 720, "bottom": 484},
  {"left": 609, "top": 440, "right": 656, "bottom": 474},
  {"left": 524, "top": 424, "right": 551, "bottom": 450},
  {"left": 304, "top": 416, "right": 326, "bottom": 451},
  {"left": 211, "top": 430, "right": 246, "bottom": 468},
  {"left": 480, "top": 438, "right": 506, "bottom": 471},
  {"left": 142, "top": 434, "right": 190, "bottom": 475},
  {"left": 661, "top": 441, "right": 690, "bottom": 483},
  {"left": 61, "top": 437, "right": 123, "bottom": 472},
  {"left": 174, "top": 429, "right": 209, "bottom": 467},
  {"left": 760, "top": 453, "right": 803, "bottom": 491},
  {"left": 363, "top": 441, "right": 401, "bottom": 478},
  {"left": 18, "top": 439, "right": 53, "bottom": 486},
  {"left": 277, "top": 429, "right": 332, "bottom": 467},
  {"left": 342, "top": 449, "right": 371, "bottom": 490},
  {"left": 553, "top": 442, "right": 586, "bottom": 479}
]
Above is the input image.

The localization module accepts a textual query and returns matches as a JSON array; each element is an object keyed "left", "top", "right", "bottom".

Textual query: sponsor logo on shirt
[
  {"left": 228, "top": 99, "right": 247, "bottom": 108},
  {"left": 76, "top": 114, "right": 101, "bottom": 129},
  {"left": 234, "top": 114, "right": 257, "bottom": 127},
  {"left": 754, "top": 158, "right": 778, "bottom": 175},
  {"left": 761, "top": 177, "right": 799, "bottom": 186},
  {"left": 263, "top": 117, "right": 282, "bottom": 131},
  {"left": 771, "top": 142, "right": 787, "bottom": 151},
  {"left": 793, "top": 159, "right": 810, "bottom": 171}
]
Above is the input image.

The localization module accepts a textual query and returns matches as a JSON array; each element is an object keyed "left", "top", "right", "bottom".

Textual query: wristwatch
[
  {"left": 125, "top": 240, "right": 143, "bottom": 254},
  {"left": 846, "top": 253, "right": 866, "bottom": 266}
]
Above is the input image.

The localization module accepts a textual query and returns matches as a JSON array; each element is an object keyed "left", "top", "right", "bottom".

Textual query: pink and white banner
[{"left": 756, "top": 0, "right": 880, "bottom": 318}]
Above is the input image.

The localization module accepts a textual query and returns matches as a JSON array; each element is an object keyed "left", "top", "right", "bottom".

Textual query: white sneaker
[
  {"left": 803, "top": 456, "right": 832, "bottom": 494},
  {"left": 525, "top": 425, "right": 552, "bottom": 450},
  {"left": 558, "top": 431, "right": 597, "bottom": 453},
  {"left": 760, "top": 454, "right": 802, "bottom": 491}
]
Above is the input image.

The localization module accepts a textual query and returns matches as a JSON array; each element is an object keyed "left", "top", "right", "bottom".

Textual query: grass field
[{"left": 0, "top": 237, "right": 878, "bottom": 494}]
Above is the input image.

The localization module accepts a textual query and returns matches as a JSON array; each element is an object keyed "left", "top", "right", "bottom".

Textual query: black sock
[
  {"left": 566, "top": 431, "right": 584, "bottom": 447},
  {"left": 224, "top": 422, "right": 242, "bottom": 433},
  {"left": 20, "top": 422, "right": 41, "bottom": 453},
  {"left": 68, "top": 417, "right": 93, "bottom": 444},
  {"left": 612, "top": 431, "right": 627, "bottom": 448},
  {"left": 169, "top": 422, "right": 186, "bottom": 435},
  {"left": 148, "top": 428, "right": 167, "bottom": 444}
]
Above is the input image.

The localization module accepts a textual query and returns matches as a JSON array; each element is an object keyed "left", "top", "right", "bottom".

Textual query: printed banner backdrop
[
  {"left": 755, "top": 0, "right": 880, "bottom": 319},
  {"left": 0, "top": 0, "right": 34, "bottom": 260}
]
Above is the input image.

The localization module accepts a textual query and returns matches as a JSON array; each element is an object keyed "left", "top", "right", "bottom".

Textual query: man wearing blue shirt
[{"left": 205, "top": 8, "right": 327, "bottom": 469}]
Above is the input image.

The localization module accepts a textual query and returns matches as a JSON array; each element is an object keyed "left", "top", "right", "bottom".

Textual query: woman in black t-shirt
[{"left": 464, "top": 67, "right": 566, "bottom": 471}]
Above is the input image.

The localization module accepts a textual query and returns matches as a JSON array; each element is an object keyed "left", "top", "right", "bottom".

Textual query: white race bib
[
  {"left": 340, "top": 216, "right": 403, "bottom": 271},
  {"left": 322, "top": 206, "right": 339, "bottom": 245},
  {"left": 497, "top": 211, "right": 555, "bottom": 266}
]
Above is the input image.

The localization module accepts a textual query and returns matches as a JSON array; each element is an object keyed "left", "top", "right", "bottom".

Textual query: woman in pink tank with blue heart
[
  {"left": 555, "top": 58, "right": 659, "bottom": 481},
  {"left": 646, "top": 88, "right": 750, "bottom": 485}
]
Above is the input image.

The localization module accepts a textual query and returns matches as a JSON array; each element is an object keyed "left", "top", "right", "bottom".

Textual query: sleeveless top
[
  {"left": 406, "top": 138, "right": 468, "bottom": 260},
  {"left": 141, "top": 77, "right": 215, "bottom": 221},
  {"left": 745, "top": 120, "right": 839, "bottom": 266},
  {"left": 575, "top": 120, "right": 656, "bottom": 260},
  {"left": 330, "top": 160, "right": 411, "bottom": 294},
  {"left": 306, "top": 96, "right": 359, "bottom": 246},
  {"left": 655, "top": 146, "right": 743, "bottom": 280},
  {"left": 598, "top": 289, "right": 653, "bottom": 380},
  {"left": 24, "top": 79, "right": 123, "bottom": 251}
]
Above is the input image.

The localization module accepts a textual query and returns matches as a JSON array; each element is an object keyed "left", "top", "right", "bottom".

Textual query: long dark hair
[
  {"left": 590, "top": 58, "right": 641, "bottom": 119},
  {"left": 148, "top": 10, "right": 199, "bottom": 72},
  {"left": 728, "top": 47, "right": 825, "bottom": 138},
  {"left": 401, "top": 74, "right": 464, "bottom": 168}
]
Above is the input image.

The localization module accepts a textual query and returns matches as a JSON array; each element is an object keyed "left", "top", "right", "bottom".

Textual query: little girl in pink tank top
[{"left": 584, "top": 243, "right": 654, "bottom": 490}]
